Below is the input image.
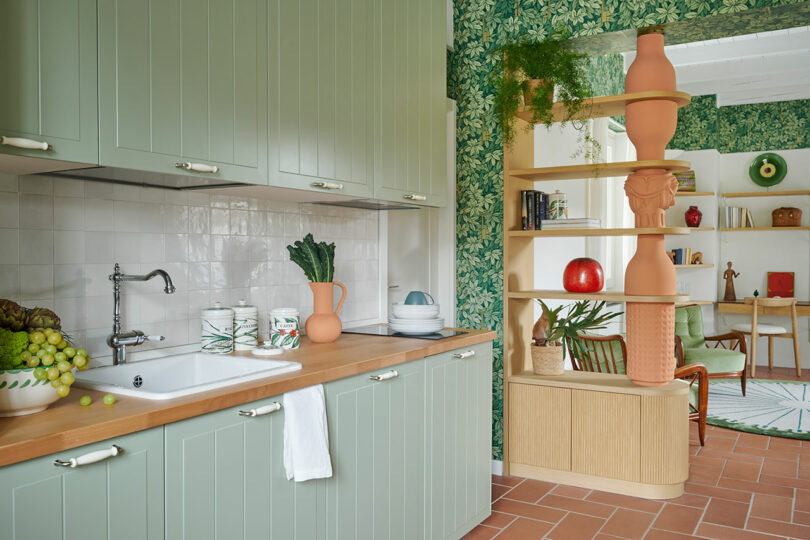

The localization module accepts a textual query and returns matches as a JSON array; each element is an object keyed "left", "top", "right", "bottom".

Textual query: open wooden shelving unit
[
  {"left": 720, "top": 226, "right": 810, "bottom": 232},
  {"left": 507, "top": 227, "right": 690, "bottom": 237},
  {"left": 507, "top": 290, "right": 690, "bottom": 303},
  {"left": 675, "top": 191, "right": 714, "bottom": 197},
  {"left": 722, "top": 190, "right": 810, "bottom": 198},
  {"left": 676, "top": 300, "right": 714, "bottom": 306},
  {"left": 687, "top": 226, "right": 714, "bottom": 232},
  {"left": 515, "top": 90, "right": 691, "bottom": 124},
  {"left": 509, "top": 159, "right": 690, "bottom": 182}
]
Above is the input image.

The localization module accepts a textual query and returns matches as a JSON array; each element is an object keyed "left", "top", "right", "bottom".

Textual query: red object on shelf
[
  {"left": 767, "top": 272, "right": 794, "bottom": 298},
  {"left": 684, "top": 205, "right": 703, "bottom": 227},
  {"left": 563, "top": 258, "right": 605, "bottom": 293}
]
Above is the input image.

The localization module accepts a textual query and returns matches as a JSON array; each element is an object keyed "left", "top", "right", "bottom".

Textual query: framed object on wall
[{"left": 767, "top": 271, "right": 795, "bottom": 298}]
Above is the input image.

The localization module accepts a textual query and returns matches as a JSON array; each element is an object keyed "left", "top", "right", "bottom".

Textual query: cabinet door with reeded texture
[
  {"left": 165, "top": 395, "right": 325, "bottom": 540},
  {"left": 426, "top": 341, "right": 492, "bottom": 539},
  {"left": 0, "top": 427, "right": 164, "bottom": 540},
  {"left": 267, "top": 0, "right": 374, "bottom": 198},
  {"left": 323, "top": 359, "right": 426, "bottom": 540},
  {"left": 0, "top": 0, "right": 98, "bottom": 164},
  {"left": 98, "top": 0, "right": 267, "bottom": 184},
  {"left": 373, "top": 0, "right": 447, "bottom": 207}
]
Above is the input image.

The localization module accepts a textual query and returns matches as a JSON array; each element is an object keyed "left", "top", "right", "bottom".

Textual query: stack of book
[
  {"left": 672, "top": 248, "right": 694, "bottom": 265},
  {"left": 520, "top": 190, "right": 548, "bottom": 230},
  {"left": 725, "top": 206, "right": 755, "bottom": 228},
  {"left": 541, "top": 218, "right": 601, "bottom": 229}
]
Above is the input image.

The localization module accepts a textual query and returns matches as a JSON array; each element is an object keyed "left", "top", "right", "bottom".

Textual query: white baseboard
[{"left": 491, "top": 460, "right": 503, "bottom": 475}]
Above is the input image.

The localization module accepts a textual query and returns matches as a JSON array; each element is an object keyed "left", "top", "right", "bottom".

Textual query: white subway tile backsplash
[
  {"left": 19, "top": 194, "right": 53, "bottom": 229},
  {"left": 138, "top": 233, "right": 165, "bottom": 263},
  {"left": 0, "top": 192, "right": 19, "bottom": 228},
  {"left": 85, "top": 231, "right": 114, "bottom": 263},
  {"left": 165, "top": 234, "right": 189, "bottom": 262},
  {"left": 84, "top": 181, "right": 114, "bottom": 200},
  {"left": 210, "top": 208, "right": 230, "bottom": 234},
  {"left": 53, "top": 196, "right": 85, "bottom": 230},
  {"left": 54, "top": 231, "right": 85, "bottom": 264},
  {"left": 52, "top": 178, "right": 85, "bottom": 198},
  {"left": 19, "top": 229, "right": 53, "bottom": 264},
  {"left": 19, "top": 176, "right": 53, "bottom": 195},
  {"left": 0, "top": 265, "right": 19, "bottom": 298},
  {"left": 0, "top": 228, "right": 19, "bottom": 264},
  {"left": 163, "top": 205, "right": 188, "bottom": 233},
  {"left": 188, "top": 234, "right": 210, "bottom": 262},
  {"left": 0, "top": 174, "right": 18, "bottom": 192},
  {"left": 230, "top": 210, "right": 248, "bottom": 235},
  {"left": 53, "top": 264, "right": 85, "bottom": 298},
  {"left": 19, "top": 264, "right": 54, "bottom": 300},
  {"left": 85, "top": 198, "right": 114, "bottom": 231}
]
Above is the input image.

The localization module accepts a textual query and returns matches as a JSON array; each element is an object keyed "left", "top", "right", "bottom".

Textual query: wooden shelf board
[
  {"left": 675, "top": 191, "right": 714, "bottom": 197},
  {"left": 509, "top": 160, "right": 691, "bottom": 181},
  {"left": 515, "top": 91, "right": 691, "bottom": 124},
  {"left": 508, "top": 227, "right": 691, "bottom": 238},
  {"left": 674, "top": 264, "right": 714, "bottom": 268},
  {"left": 676, "top": 300, "right": 715, "bottom": 305},
  {"left": 688, "top": 227, "right": 715, "bottom": 231},
  {"left": 507, "top": 290, "right": 690, "bottom": 303},
  {"left": 720, "top": 227, "right": 810, "bottom": 231},
  {"left": 722, "top": 190, "right": 810, "bottom": 198}
]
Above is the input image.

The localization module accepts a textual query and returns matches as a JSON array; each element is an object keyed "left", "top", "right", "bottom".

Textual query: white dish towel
[{"left": 283, "top": 384, "right": 333, "bottom": 482}]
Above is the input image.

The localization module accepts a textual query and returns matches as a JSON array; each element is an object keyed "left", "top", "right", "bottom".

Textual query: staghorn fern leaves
[{"left": 287, "top": 234, "right": 336, "bottom": 282}]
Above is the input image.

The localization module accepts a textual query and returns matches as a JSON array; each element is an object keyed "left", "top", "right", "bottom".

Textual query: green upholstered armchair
[
  {"left": 568, "top": 334, "right": 709, "bottom": 446},
  {"left": 674, "top": 304, "right": 747, "bottom": 396}
]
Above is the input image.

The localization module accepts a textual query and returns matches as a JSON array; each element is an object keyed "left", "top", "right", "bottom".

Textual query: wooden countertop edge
[{"left": 0, "top": 329, "right": 496, "bottom": 467}]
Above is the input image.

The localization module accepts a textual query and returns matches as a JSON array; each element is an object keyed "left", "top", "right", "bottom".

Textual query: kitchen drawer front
[
  {"left": 0, "top": 426, "right": 164, "bottom": 540},
  {"left": 0, "top": 0, "right": 98, "bottom": 164},
  {"left": 165, "top": 394, "right": 324, "bottom": 540}
]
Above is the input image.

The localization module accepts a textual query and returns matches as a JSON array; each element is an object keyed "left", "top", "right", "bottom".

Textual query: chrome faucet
[{"left": 107, "top": 263, "right": 176, "bottom": 365}]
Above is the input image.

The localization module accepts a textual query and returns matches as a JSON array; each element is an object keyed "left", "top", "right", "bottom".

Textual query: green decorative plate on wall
[{"left": 748, "top": 152, "right": 787, "bottom": 187}]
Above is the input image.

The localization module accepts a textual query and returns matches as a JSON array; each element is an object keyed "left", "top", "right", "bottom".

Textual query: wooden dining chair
[
  {"left": 730, "top": 297, "right": 801, "bottom": 377},
  {"left": 568, "top": 334, "right": 709, "bottom": 445}
]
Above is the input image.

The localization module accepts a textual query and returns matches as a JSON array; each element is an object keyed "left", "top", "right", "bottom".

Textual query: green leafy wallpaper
[
  {"left": 451, "top": 0, "right": 805, "bottom": 461},
  {"left": 670, "top": 95, "right": 810, "bottom": 152}
]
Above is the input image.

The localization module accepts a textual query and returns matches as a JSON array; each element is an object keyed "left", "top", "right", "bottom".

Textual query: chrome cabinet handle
[
  {"left": 1, "top": 136, "right": 51, "bottom": 151},
  {"left": 175, "top": 162, "right": 219, "bottom": 173},
  {"left": 311, "top": 181, "right": 344, "bottom": 190},
  {"left": 369, "top": 370, "right": 398, "bottom": 382},
  {"left": 453, "top": 350, "right": 476, "bottom": 359},
  {"left": 54, "top": 445, "right": 122, "bottom": 468},
  {"left": 403, "top": 194, "right": 427, "bottom": 202},
  {"left": 238, "top": 402, "right": 282, "bottom": 417}
]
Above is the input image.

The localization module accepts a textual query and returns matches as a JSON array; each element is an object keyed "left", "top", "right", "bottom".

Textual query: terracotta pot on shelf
[
  {"left": 684, "top": 205, "right": 703, "bottom": 227},
  {"left": 531, "top": 343, "right": 564, "bottom": 376},
  {"left": 305, "top": 282, "right": 347, "bottom": 344}
]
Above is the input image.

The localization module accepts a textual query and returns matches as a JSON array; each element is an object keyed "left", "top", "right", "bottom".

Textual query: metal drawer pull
[
  {"left": 403, "top": 194, "right": 427, "bottom": 201},
  {"left": 175, "top": 162, "right": 219, "bottom": 173},
  {"left": 54, "top": 445, "right": 122, "bottom": 468},
  {"left": 238, "top": 402, "right": 282, "bottom": 417},
  {"left": 369, "top": 370, "right": 399, "bottom": 382},
  {"left": 1, "top": 136, "right": 51, "bottom": 151},
  {"left": 453, "top": 350, "right": 476, "bottom": 359},
  {"left": 311, "top": 181, "right": 343, "bottom": 190}
]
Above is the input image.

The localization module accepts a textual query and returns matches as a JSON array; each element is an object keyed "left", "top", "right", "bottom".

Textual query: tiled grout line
[
  {"left": 541, "top": 510, "right": 571, "bottom": 539},
  {"left": 692, "top": 495, "right": 715, "bottom": 537},
  {"left": 488, "top": 515, "right": 518, "bottom": 538},
  {"left": 590, "top": 505, "right": 619, "bottom": 539},
  {"left": 640, "top": 502, "right": 667, "bottom": 539}
]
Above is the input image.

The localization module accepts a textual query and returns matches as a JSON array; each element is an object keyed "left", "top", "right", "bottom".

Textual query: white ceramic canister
[
  {"left": 547, "top": 189, "right": 567, "bottom": 220},
  {"left": 201, "top": 302, "right": 235, "bottom": 354},
  {"left": 232, "top": 300, "right": 258, "bottom": 350},
  {"left": 269, "top": 308, "right": 300, "bottom": 349}
]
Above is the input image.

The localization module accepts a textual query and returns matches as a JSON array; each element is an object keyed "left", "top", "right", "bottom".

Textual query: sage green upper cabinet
[
  {"left": 374, "top": 0, "right": 447, "bottom": 207},
  {"left": 0, "top": 0, "right": 98, "bottom": 164},
  {"left": 267, "top": 0, "right": 375, "bottom": 198},
  {"left": 0, "top": 427, "right": 164, "bottom": 540},
  {"left": 98, "top": 0, "right": 268, "bottom": 184}
]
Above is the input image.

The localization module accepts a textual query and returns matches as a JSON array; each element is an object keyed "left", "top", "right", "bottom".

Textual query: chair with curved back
[
  {"left": 730, "top": 297, "right": 801, "bottom": 378},
  {"left": 567, "top": 334, "right": 709, "bottom": 446}
]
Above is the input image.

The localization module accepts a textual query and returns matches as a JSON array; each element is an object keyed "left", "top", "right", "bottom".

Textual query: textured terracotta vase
[{"left": 305, "top": 282, "right": 347, "bottom": 344}]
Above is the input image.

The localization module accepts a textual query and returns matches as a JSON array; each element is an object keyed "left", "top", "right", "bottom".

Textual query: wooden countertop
[{"left": 0, "top": 329, "right": 496, "bottom": 467}]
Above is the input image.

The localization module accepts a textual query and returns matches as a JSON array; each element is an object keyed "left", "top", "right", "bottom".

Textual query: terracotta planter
[
  {"left": 305, "top": 281, "right": 347, "bottom": 344},
  {"left": 531, "top": 343, "right": 564, "bottom": 376}
]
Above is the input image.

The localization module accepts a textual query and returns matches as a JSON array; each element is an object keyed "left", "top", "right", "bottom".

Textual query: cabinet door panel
[{"left": 0, "top": 0, "right": 97, "bottom": 163}]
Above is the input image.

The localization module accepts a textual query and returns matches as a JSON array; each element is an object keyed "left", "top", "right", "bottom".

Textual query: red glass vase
[{"left": 684, "top": 205, "right": 702, "bottom": 227}]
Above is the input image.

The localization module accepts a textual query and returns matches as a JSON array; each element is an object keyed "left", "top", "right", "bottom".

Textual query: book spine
[
  {"left": 527, "top": 191, "right": 535, "bottom": 230},
  {"left": 534, "top": 191, "right": 544, "bottom": 230},
  {"left": 521, "top": 191, "right": 528, "bottom": 230}
]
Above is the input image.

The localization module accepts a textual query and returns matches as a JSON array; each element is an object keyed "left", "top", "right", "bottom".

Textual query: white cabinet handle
[
  {"left": 175, "top": 162, "right": 219, "bottom": 173},
  {"left": 311, "top": 181, "right": 344, "bottom": 190},
  {"left": 369, "top": 370, "right": 398, "bottom": 382},
  {"left": 1, "top": 136, "right": 51, "bottom": 151},
  {"left": 238, "top": 402, "right": 282, "bottom": 417},
  {"left": 403, "top": 194, "right": 426, "bottom": 202},
  {"left": 54, "top": 445, "right": 122, "bottom": 468},
  {"left": 453, "top": 350, "right": 476, "bottom": 359}
]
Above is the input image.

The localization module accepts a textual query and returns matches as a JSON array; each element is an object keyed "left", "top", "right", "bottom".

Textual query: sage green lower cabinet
[
  {"left": 0, "top": 427, "right": 164, "bottom": 540},
  {"left": 322, "top": 360, "right": 426, "bottom": 540},
  {"left": 164, "top": 395, "right": 324, "bottom": 540},
  {"left": 426, "top": 342, "right": 493, "bottom": 539}
]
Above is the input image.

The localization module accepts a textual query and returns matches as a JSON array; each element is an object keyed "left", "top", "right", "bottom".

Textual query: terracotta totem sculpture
[{"left": 624, "top": 31, "right": 680, "bottom": 386}]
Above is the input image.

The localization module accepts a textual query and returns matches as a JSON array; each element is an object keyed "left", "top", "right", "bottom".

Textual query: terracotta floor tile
[
  {"left": 704, "top": 437, "right": 737, "bottom": 451},
  {"left": 699, "top": 449, "right": 764, "bottom": 465},
  {"left": 503, "top": 479, "right": 555, "bottom": 503},
  {"left": 695, "top": 522, "right": 788, "bottom": 540},
  {"left": 722, "top": 460, "right": 762, "bottom": 481},
  {"left": 702, "top": 498, "right": 750, "bottom": 528},
  {"left": 746, "top": 516, "right": 810, "bottom": 539},
  {"left": 759, "top": 474, "right": 810, "bottom": 489},
  {"left": 537, "top": 493, "right": 617, "bottom": 518},
  {"left": 462, "top": 525, "right": 500, "bottom": 540},
  {"left": 495, "top": 517, "right": 554, "bottom": 539},
  {"left": 685, "top": 482, "right": 754, "bottom": 503},
  {"left": 761, "top": 459, "right": 798, "bottom": 478},
  {"left": 599, "top": 508, "right": 656, "bottom": 539},
  {"left": 738, "top": 432, "right": 770, "bottom": 449},
  {"left": 800, "top": 454, "right": 810, "bottom": 471},
  {"left": 689, "top": 463, "right": 723, "bottom": 485},
  {"left": 551, "top": 484, "right": 591, "bottom": 499},
  {"left": 644, "top": 528, "right": 708, "bottom": 539},
  {"left": 796, "top": 489, "right": 810, "bottom": 513},
  {"left": 586, "top": 491, "right": 664, "bottom": 513},
  {"left": 794, "top": 510, "right": 810, "bottom": 526},
  {"left": 734, "top": 446, "right": 800, "bottom": 462},
  {"left": 750, "top": 493, "right": 793, "bottom": 522},
  {"left": 492, "top": 498, "right": 567, "bottom": 524},
  {"left": 546, "top": 513, "right": 605, "bottom": 540},
  {"left": 652, "top": 503, "right": 703, "bottom": 534},
  {"left": 690, "top": 455, "right": 726, "bottom": 468},
  {"left": 492, "top": 474, "right": 524, "bottom": 487},
  {"left": 717, "top": 477, "right": 793, "bottom": 498},
  {"left": 768, "top": 437, "right": 802, "bottom": 449},
  {"left": 492, "top": 484, "right": 512, "bottom": 501},
  {"left": 665, "top": 492, "right": 710, "bottom": 509},
  {"left": 801, "top": 469, "right": 810, "bottom": 480},
  {"left": 596, "top": 535, "right": 627, "bottom": 540},
  {"left": 480, "top": 510, "right": 516, "bottom": 529}
]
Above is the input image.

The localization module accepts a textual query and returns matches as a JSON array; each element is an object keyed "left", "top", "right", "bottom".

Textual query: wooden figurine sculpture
[
  {"left": 667, "top": 251, "right": 676, "bottom": 264},
  {"left": 691, "top": 252, "right": 703, "bottom": 265},
  {"left": 723, "top": 262, "right": 739, "bottom": 301}
]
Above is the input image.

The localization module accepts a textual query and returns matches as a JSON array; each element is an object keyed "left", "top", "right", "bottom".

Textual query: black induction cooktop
[{"left": 342, "top": 324, "right": 467, "bottom": 340}]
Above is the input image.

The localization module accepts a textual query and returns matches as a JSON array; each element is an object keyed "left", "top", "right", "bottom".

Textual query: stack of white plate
[{"left": 389, "top": 303, "right": 444, "bottom": 335}]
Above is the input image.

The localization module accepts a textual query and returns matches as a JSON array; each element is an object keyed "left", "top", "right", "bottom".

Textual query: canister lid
[
  {"left": 232, "top": 299, "right": 257, "bottom": 314},
  {"left": 202, "top": 301, "right": 234, "bottom": 316},
  {"left": 270, "top": 307, "right": 299, "bottom": 315}
]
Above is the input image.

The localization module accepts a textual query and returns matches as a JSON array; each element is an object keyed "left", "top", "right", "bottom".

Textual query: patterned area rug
[{"left": 707, "top": 380, "right": 810, "bottom": 440}]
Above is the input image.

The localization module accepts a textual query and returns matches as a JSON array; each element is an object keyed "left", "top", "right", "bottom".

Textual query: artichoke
[
  {"left": 25, "top": 307, "right": 61, "bottom": 331},
  {"left": 0, "top": 299, "right": 27, "bottom": 331}
]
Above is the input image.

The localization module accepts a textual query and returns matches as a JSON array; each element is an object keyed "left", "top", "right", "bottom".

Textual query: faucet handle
[{"left": 146, "top": 335, "right": 165, "bottom": 342}]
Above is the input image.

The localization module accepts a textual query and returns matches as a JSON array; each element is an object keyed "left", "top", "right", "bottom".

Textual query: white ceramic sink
[{"left": 74, "top": 352, "right": 301, "bottom": 400}]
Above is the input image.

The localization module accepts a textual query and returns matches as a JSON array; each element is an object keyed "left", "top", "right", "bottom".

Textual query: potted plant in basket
[
  {"left": 531, "top": 300, "right": 622, "bottom": 376},
  {"left": 287, "top": 234, "right": 347, "bottom": 344}
]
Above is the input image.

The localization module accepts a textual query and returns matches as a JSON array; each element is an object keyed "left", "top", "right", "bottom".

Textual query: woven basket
[{"left": 531, "top": 344, "right": 564, "bottom": 375}]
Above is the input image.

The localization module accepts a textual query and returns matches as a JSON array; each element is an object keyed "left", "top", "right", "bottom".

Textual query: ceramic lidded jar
[
  {"left": 201, "top": 302, "right": 234, "bottom": 354},
  {"left": 684, "top": 205, "right": 703, "bottom": 227},
  {"left": 231, "top": 300, "right": 258, "bottom": 350}
]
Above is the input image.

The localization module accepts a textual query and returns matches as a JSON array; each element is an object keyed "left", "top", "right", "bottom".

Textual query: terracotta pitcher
[{"left": 305, "top": 282, "right": 347, "bottom": 343}]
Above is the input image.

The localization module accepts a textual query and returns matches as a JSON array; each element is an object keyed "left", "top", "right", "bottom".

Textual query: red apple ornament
[{"left": 563, "top": 258, "right": 604, "bottom": 293}]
